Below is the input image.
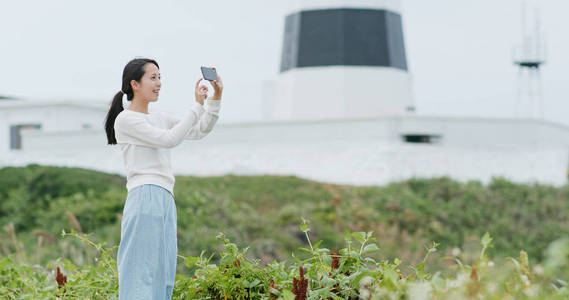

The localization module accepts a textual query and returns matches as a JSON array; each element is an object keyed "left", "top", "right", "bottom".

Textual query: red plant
[
  {"left": 292, "top": 266, "right": 308, "bottom": 300},
  {"left": 470, "top": 263, "right": 478, "bottom": 281},
  {"left": 331, "top": 251, "right": 339, "bottom": 271},
  {"left": 56, "top": 266, "right": 67, "bottom": 288},
  {"left": 397, "top": 270, "right": 411, "bottom": 279},
  {"left": 269, "top": 279, "right": 279, "bottom": 300}
]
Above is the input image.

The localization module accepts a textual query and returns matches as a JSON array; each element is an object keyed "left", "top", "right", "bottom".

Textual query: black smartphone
[{"left": 201, "top": 66, "right": 218, "bottom": 81}]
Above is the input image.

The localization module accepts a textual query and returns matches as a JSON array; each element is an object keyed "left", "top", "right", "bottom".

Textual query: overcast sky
[{"left": 1, "top": 0, "right": 568, "bottom": 125}]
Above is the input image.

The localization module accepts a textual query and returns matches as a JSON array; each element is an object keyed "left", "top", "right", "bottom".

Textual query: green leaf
[
  {"left": 352, "top": 232, "right": 366, "bottom": 245},
  {"left": 481, "top": 232, "right": 493, "bottom": 248},
  {"left": 381, "top": 268, "right": 400, "bottom": 289},
  {"left": 313, "top": 240, "right": 323, "bottom": 250},
  {"left": 226, "top": 243, "right": 238, "bottom": 254},
  {"left": 282, "top": 289, "right": 295, "bottom": 300},
  {"left": 364, "top": 257, "right": 377, "bottom": 264},
  {"left": 220, "top": 254, "right": 234, "bottom": 267},
  {"left": 363, "top": 243, "right": 379, "bottom": 254},
  {"left": 300, "top": 217, "right": 311, "bottom": 233},
  {"left": 321, "top": 276, "right": 337, "bottom": 288},
  {"left": 314, "top": 286, "right": 332, "bottom": 297},
  {"left": 344, "top": 230, "right": 352, "bottom": 241},
  {"left": 249, "top": 279, "right": 261, "bottom": 288},
  {"left": 352, "top": 270, "right": 378, "bottom": 289},
  {"left": 416, "top": 262, "right": 425, "bottom": 273},
  {"left": 394, "top": 258, "right": 401, "bottom": 266},
  {"left": 184, "top": 256, "right": 199, "bottom": 268}
]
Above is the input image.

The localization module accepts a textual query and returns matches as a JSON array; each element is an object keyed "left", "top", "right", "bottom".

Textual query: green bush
[
  {"left": 1, "top": 225, "right": 568, "bottom": 299},
  {"left": 1, "top": 164, "right": 569, "bottom": 276}
]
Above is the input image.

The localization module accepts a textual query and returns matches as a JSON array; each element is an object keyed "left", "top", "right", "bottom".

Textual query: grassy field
[
  {"left": 1, "top": 164, "right": 569, "bottom": 298},
  {"left": 1, "top": 164, "right": 568, "bottom": 272}
]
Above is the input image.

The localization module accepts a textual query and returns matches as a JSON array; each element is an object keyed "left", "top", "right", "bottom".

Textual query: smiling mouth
[{"left": 153, "top": 89, "right": 160, "bottom": 94}]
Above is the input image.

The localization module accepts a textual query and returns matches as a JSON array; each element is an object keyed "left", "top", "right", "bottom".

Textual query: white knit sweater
[{"left": 114, "top": 99, "right": 221, "bottom": 196}]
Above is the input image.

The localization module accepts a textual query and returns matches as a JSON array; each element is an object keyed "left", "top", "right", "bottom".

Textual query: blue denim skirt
[{"left": 117, "top": 184, "right": 177, "bottom": 300}]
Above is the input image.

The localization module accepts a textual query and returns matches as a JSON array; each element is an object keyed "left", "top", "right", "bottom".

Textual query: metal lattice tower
[{"left": 512, "top": 0, "right": 546, "bottom": 120}]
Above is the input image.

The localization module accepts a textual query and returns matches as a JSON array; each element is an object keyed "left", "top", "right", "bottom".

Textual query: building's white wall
[
  {"left": 398, "top": 116, "right": 569, "bottom": 147},
  {"left": 5, "top": 134, "right": 568, "bottom": 188},
  {"left": 20, "top": 115, "right": 569, "bottom": 149},
  {"left": 261, "top": 80, "right": 277, "bottom": 120},
  {"left": 172, "top": 141, "right": 568, "bottom": 187},
  {"left": 2, "top": 105, "right": 106, "bottom": 152},
  {"left": 0, "top": 111, "right": 9, "bottom": 153},
  {"left": 286, "top": 0, "right": 402, "bottom": 15},
  {"left": 273, "top": 67, "right": 414, "bottom": 121},
  {"left": 10, "top": 115, "right": 569, "bottom": 188},
  {"left": 21, "top": 129, "right": 107, "bottom": 150}
]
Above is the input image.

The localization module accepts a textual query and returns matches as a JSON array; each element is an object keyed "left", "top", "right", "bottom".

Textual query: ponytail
[
  {"left": 104, "top": 91, "right": 125, "bottom": 144},
  {"left": 104, "top": 58, "right": 159, "bottom": 145}
]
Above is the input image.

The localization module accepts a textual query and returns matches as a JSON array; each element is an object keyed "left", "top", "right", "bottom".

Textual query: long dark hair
[{"left": 105, "top": 58, "right": 159, "bottom": 145}]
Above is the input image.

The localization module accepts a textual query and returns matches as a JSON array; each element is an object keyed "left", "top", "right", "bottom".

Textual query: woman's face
[{"left": 132, "top": 63, "right": 161, "bottom": 102}]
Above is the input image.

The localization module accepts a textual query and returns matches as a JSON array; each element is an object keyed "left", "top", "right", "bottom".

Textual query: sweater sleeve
[
  {"left": 160, "top": 99, "right": 221, "bottom": 140},
  {"left": 115, "top": 102, "right": 205, "bottom": 148}
]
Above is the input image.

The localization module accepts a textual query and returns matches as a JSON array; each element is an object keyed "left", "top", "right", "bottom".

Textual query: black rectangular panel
[{"left": 280, "top": 8, "right": 408, "bottom": 72}]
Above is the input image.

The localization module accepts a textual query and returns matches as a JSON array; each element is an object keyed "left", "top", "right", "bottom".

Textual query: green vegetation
[
  {"left": 2, "top": 225, "right": 568, "bottom": 299},
  {"left": 1, "top": 164, "right": 568, "bottom": 298}
]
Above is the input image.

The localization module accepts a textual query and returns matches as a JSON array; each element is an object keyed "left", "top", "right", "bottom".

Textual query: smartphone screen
[{"left": 201, "top": 66, "right": 218, "bottom": 81}]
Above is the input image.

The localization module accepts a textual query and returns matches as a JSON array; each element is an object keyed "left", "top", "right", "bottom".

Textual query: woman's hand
[
  {"left": 195, "top": 78, "right": 208, "bottom": 105},
  {"left": 208, "top": 67, "right": 223, "bottom": 101}
]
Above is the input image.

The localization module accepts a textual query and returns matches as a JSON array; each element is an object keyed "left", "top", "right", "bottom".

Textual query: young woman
[{"left": 104, "top": 58, "right": 223, "bottom": 299}]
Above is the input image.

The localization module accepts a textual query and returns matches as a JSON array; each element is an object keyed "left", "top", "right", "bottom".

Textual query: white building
[
  {"left": 0, "top": 97, "right": 107, "bottom": 152},
  {"left": 2, "top": 0, "right": 568, "bottom": 188}
]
